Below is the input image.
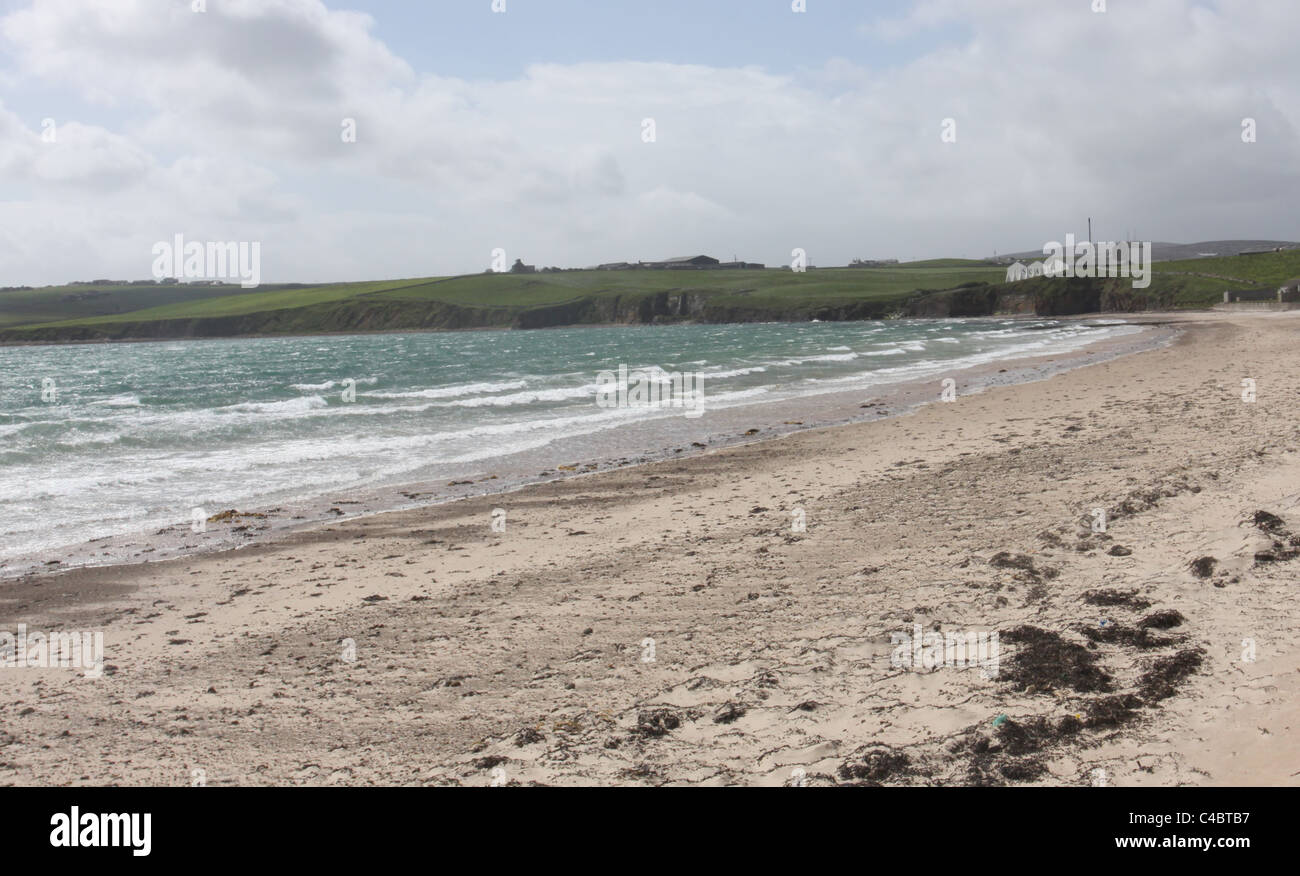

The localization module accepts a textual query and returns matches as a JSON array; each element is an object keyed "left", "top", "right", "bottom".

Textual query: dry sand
[{"left": 1, "top": 311, "right": 1298, "bottom": 786}]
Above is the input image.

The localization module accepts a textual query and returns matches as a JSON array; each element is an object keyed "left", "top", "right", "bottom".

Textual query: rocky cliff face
[
  {"left": 512, "top": 291, "right": 703, "bottom": 328},
  {"left": 509, "top": 291, "right": 907, "bottom": 328},
  {"left": 901, "top": 279, "right": 1105, "bottom": 318},
  {"left": 0, "top": 278, "right": 1177, "bottom": 344}
]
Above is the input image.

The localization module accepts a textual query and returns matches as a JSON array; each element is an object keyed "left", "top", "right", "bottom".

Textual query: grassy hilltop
[
  {"left": 0, "top": 264, "right": 1003, "bottom": 341},
  {"left": 2, "top": 249, "right": 1298, "bottom": 343}
]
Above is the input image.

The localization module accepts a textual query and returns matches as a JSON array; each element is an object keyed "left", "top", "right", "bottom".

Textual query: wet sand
[
  {"left": 1, "top": 311, "right": 1297, "bottom": 786},
  {"left": 0, "top": 317, "right": 1170, "bottom": 579}
]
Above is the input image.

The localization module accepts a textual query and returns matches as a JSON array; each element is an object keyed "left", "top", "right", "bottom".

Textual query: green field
[
  {"left": 1153, "top": 249, "right": 1300, "bottom": 288},
  {"left": 0, "top": 264, "right": 1006, "bottom": 340},
  {"left": 368, "top": 266, "right": 1007, "bottom": 308},
  {"left": 3, "top": 250, "right": 1297, "bottom": 342},
  {"left": 0, "top": 282, "right": 267, "bottom": 329},
  {"left": 14, "top": 279, "right": 435, "bottom": 327},
  {"left": 1140, "top": 248, "right": 1300, "bottom": 307}
]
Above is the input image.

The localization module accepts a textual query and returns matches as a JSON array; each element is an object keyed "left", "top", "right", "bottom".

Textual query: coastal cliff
[{"left": 0, "top": 276, "right": 1205, "bottom": 343}]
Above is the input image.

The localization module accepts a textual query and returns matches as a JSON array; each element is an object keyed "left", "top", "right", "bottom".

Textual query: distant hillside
[
  {"left": 0, "top": 264, "right": 1006, "bottom": 342},
  {"left": 4, "top": 249, "right": 1299, "bottom": 343},
  {"left": 0, "top": 282, "right": 257, "bottom": 329},
  {"left": 0, "top": 280, "right": 413, "bottom": 329},
  {"left": 893, "top": 258, "right": 993, "bottom": 269}
]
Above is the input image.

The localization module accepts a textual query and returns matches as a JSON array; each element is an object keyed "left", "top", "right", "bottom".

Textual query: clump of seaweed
[
  {"left": 990, "top": 552, "right": 1058, "bottom": 581},
  {"left": 1083, "top": 589, "right": 1152, "bottom": 610},
  {"left": 1083, "top": 693, "right": 1144, "bottom": 728},
  {"left": 1251, "top": 512, "right": 1300, "bottom": 564},
  {"left": 1000, "top": 759, "right": 1048, "bottom": 782},
  {"left": 838, "top": 749, "right": 911, "bottom": 785},
  {"left": 1001, "top": 626, "right": 1113, "bottom": 693},
  {"left": 1082, "top": 623, "right": 1174, "bottom": 650},
  {"left": 1139, "top": 610, "right": 1184, "bottom": 630},
  {"left": 1137, "top": 649, "right": 1205, "bottom": 703},
  {"left": 634, "top": 708, "right": 682, "bottom": 738}
]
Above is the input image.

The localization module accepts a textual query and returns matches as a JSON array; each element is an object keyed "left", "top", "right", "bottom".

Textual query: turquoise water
[{"left": 0, "top": 318, "right": 1137, "bottom": 564}]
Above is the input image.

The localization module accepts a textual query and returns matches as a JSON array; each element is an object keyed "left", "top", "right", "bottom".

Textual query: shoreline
[
  {"left": 2, "top": 315, "right": 1175, "bottom": 581},
  {"left": 2, "top": 310, "right": 1298, "bottom": 785},
  {"left": 0, "top": 309, "right": 1204, "bottom": 348}
]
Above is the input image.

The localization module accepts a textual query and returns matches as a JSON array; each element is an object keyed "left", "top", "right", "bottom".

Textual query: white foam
[
  {"left": 703, "top": 366, "right": 768, "bottom": 379},
  {"left": 92, "top": 393, "right": 142, "bottom": 407},
  {"left": 224, "top": 396, "right": 329, "bottom": 415},
  {"left": 365, "top": 380, "right": 529, "bottom": 400},
  {"left": 776, "top": 352, "right": 860, "bottom": 366},
  {"left": 443, "top": 384, "right": 600, "bottom": 407}
]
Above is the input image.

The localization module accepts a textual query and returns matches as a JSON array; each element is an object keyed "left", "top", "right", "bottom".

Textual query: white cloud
[
  {"left": 29, "top": 122, "right": 154, "bottom": 188},
  {"left": 0, "top": 0, "right": 1297, "bottom": 285}
]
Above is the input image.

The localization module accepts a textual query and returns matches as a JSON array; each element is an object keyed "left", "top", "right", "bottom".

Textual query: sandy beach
[{"left": 2, "top": 311, "right": 1298, "bottom": 787}]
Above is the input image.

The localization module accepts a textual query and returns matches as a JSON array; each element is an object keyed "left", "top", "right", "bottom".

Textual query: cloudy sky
[{"left": 0, "top": 0, "right": 1296, "bottom": 286}]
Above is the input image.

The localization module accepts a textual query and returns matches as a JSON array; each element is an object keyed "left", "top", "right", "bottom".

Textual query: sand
[{"left": 1, "top": 311, "right": 1297, "bottom": 786}]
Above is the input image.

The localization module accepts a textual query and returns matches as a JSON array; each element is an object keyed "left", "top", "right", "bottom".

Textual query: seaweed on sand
[{"left": 1001, "top": 626, "right": 1113, "bottom": 693}]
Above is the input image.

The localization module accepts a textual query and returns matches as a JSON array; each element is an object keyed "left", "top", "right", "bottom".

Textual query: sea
[{"left": 0, "top": 317, "right": 1148, "bottom": 570}]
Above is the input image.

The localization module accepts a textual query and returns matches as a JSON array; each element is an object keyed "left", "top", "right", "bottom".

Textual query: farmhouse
[
  {"left": 592, "top": 254, "right": 763, "bottom": 271},
  {"left": 1217, "top": 282, "right": 1300, "bottom": 311},
  {"left": 646, "top": 255, "right": 721, "bottom": 270},
  {"left": 1006, "top": 260, "right": 1049, "bottom": 282},
  {"left": 1222, "top": 289, "right": 1275, "bottom": 303}
]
